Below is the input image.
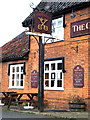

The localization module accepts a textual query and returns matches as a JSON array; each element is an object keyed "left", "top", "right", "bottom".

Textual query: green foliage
[
  {"left": 69, "top": 95, "right": 84, "bottom": 103},
  {"left": 4, "top": 108, "right": 10, "bottom": 111}
]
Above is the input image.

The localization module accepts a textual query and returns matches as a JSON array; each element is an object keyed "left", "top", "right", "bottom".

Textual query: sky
[{"left": 0, "top": 0, "right": 41, "bottom": 47}]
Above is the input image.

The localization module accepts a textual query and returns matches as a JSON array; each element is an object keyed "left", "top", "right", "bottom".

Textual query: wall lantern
[{"left": 70, "top": 10, "right": 76, "bottom": 19}]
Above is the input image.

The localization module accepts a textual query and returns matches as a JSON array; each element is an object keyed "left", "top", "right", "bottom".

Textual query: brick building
[{"left": 0, "top": 1, "right": 90, "bottom": 110}]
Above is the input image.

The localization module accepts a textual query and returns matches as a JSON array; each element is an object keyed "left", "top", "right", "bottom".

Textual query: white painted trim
[
  {"left": 9, "top": 64, "right": 24, "bottom": 89},
  {"left": 8, "top": 87, "right": 24, "bottom": 89},
  {"left": 44, "top": 59, "right": 64, "bottom": 91},
  {"left": 44, "top": 87, "right": 64, "bottom": 91}
]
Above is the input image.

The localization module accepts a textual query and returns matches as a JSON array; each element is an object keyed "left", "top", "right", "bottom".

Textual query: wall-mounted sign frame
[
  {"left": 71, "top": 18, "right": 90, "bottom": 38},
  {"left": 73, "top": 65, "right": 84, "bottom": 88},
  {"left": 34, "top": 11, "right": 51, "bottom": 34}
]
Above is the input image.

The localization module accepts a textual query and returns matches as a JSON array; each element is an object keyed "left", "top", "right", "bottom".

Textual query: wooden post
[{"left": 38, "top": 36, "right": 44, "bottom": 112}]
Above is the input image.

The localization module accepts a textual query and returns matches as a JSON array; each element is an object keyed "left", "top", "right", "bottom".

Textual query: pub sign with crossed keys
[{"left": 34, "top": 11, "right": 51, "bottom": 34}]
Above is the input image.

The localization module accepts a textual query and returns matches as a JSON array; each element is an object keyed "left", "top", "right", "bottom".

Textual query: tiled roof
[
  {"left": 22, "top": 0, "right": 90, "bottom": 27},
  {"left": 1, "top": 31, "right": 29, "bottom": 62},
  {"left": 37, "top": 0, "right": 89, "bottom": 13}
]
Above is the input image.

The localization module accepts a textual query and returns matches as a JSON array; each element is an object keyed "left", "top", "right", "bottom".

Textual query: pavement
[
  {"left": 2, "top": 109, "right": 51, "bottom": 119},
  {"left": 1, "top": 106, "right": 89, "bottom": 119}
]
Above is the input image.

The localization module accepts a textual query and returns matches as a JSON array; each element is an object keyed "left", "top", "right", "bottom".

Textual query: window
[
  {"left": 9, "top": 63, "right": 24, "bottom": 89},
  {"left": 44, "top": 60, "right": 64, "bottom": 90},
  {"left": 44, "top": 17, "right": 64, "bottom": 43},
  {"left": 52, "top": 17, "right": 64, "bottom": 40}
]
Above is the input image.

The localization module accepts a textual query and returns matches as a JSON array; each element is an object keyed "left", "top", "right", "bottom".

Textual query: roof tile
[{"left": 1, "top": 31, "right": 29, "bottom": 62}]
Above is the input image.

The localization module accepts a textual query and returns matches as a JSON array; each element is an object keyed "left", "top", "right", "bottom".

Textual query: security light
[{"left": 70, "top": 10, "right": 76, "bottom": 19}]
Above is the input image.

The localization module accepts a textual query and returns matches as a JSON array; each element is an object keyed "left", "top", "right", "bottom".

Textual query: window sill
[
  {"left": 44, "top": 87, "right": 64, "bottom": 91},
  {"left": 8, "top": 87, "right": 24, "bottom": 89}
]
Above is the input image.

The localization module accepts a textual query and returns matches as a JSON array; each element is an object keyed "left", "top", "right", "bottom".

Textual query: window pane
[
  {"left": 60, "top": 72, "right": 62, "bottom": 79},
  {"left": 12, "top": 74, "right": 15, "bottom": 79},
  {"left": 51, "top": 73, "right": 55, "bottom": 79},
  {"left": 16, "top": 80, "right": 19, "bottom": 86},
  {"left": 52, "top": 27, "right": 55, "bottom": 33},
  {"left": 45, "top": 73, "right": 49, "bottom": 79},
  {"left": 57, "top": 28, "right": 64, "bottom": 39},
  {"left": 58, "top": 20, "right": 63, "bottom": 26},
  {"left": 21, "top": 66, "right": 23, "bottom": 72},
  {"left": 16, "top": 74, "right": 19, "bottom": 80},
  {"left": 57, "top": 63, "right": 62, "bottom": 70},
  {"left": 12, "top": 80, "right": 14, "bottom": 86},
  {"left": 20, "top": 80, "right": 23, "bottom": 86},
  {"left": 57, "top": 72, "right": 60, "bottom": 79},
  {"left": 45, "top": 80, "right": 49, "bottom": 87},
  {"left": 51, "top": 80, "right": 55, "bottom": 87},
  {"left": 57, "top": 73, "right": 62, "bottom": 79},
  {"left": 57, "top": 28, "right": 62, "bottom": 33},
  {"left": 16, "top": 67, "right": 19, "bottom": 72},
  {"left": 21, "top": 74, "right": 23, "bottom": 79},
  {"left": 45, "top": 64, "right": 49, "bottom": 71},
  {"left": 57, "top": 80, "right": 62, "bottom": 87},
  {"left": 51, "top": 63, "right": 55, "bottom": 70},
  {"left": 12, "top": 67, "right": 15, "bottom": 73},
  {"left": 52, "top": 22, "right": 56, "bottom": 27}
]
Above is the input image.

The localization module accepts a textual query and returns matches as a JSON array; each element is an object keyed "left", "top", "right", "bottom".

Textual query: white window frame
[
  {"left": 52, "top": 17, "right": 64, "bottom": 41},
  {"left": 44, "top": 60, "right": 64, "bottom": 90},
  {"left": 44, "top": 17, "right": 64, "bottom": 44},
  {"left": 9, "top": 64, "right": 24, "bottom": 89}
]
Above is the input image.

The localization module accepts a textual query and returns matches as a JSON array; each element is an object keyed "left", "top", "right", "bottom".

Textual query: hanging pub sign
[
  {"left": 31, "top": 70, "right": 38, "bottom": 88},
  {"left": 71, "top": 18, "right": 90, "bottom": 37},
  {"left": 34, "top": 11, "right": 51, "bottom": 34},
  {"left": 73, "top": 65, "right": 84, "bottom": 87}
]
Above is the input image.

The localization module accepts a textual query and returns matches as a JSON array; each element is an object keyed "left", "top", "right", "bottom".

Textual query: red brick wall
[
  {"left": 0, "top": 47, "right": 2, "bottom": 92},
  {"left": 43, "top": 8, "right": 89, "bottom": 110},
  {"left": 1, "top": 7, "right": 90, "bottom": 110}
]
